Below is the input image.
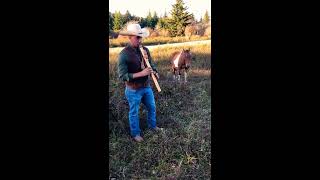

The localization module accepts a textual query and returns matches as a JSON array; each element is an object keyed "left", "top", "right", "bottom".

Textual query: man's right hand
[
  {"left": 141, "top": 67, "right": 153, "bottom": 76},
  {"left": 132, "top": 67, "right": 153, "bottom": 79}
]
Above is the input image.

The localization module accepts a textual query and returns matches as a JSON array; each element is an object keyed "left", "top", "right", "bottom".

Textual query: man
[{"left": 117, "top": 23, "right": 162, "bottom": 142}]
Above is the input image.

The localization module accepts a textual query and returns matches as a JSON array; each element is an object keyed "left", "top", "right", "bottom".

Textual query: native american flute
[{"left": 139, "top": 45, "right": 161, "bottom": 92}]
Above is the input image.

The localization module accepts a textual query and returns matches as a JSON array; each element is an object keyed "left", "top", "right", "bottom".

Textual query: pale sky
[{"left": 109, "top": 0, "right": 211, "bottom": 22}]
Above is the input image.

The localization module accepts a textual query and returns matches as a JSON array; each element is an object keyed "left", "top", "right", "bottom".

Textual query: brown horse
[{"left": 170, "top": 49, "right": 193, "bottom": 82}]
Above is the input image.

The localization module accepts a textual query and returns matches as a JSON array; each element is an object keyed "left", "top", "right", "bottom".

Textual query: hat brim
[{"left": 119, "top": 28, "right": 149, "bottom": 38}]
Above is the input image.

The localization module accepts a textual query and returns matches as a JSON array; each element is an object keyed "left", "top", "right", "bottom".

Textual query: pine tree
[
  {"left": 113, "top": 11, "right": 123, "bottom": 31},
  {"left": 139, "top": 17, "right": 147, "bottom": 28},
  {"left": 146, "top": 11, "right": 153, "bottom": 28},
  {"left": 152, "top": 11, "right": 159, "bottom": 28},
  {"left": 167, "top": 0, "right": 193, "bottom": 36},
  {"left": 203, "top": 10, "right": 210, "bottom": 23},
  {"left": 131, "top": 15, "right": 140, "bottom": 22},
  {"left": 124, "top": 10, "right": 132, "bottom": 24}
]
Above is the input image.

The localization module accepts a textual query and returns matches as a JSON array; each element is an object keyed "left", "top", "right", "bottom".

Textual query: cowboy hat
[{"left": 119, "top": 23, "right": 150, "bottom": 38}]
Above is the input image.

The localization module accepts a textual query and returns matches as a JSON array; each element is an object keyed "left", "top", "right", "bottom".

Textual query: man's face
[{"left": 129, "top": 35, "right": 142, "bottom": 48}]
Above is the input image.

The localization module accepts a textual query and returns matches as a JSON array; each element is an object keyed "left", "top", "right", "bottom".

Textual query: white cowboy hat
[{"left": 119, "top": 23, "right": 150, "bottom": 38}]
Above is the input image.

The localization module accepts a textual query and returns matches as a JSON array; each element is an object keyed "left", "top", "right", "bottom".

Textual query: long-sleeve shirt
[{"left": 117, "top": 44, "right": 158, "bottom": 83}]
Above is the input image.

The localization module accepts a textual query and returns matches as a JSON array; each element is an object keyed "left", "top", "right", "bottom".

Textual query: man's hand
[
  {"left": 141, "top": 67, "right": 153, "bottom": 76},
  {"left": 132, "top": 68, "right": 158, "bottom": 79},
  {"left": 132, "top": 67, "right": 153, "bottom": 79}
]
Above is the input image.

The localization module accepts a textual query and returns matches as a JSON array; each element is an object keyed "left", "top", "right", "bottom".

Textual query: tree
[
  {"left": 123, "top": 10, "right": 132, "bottom": 24},
  {"left": 108, "top": 12, "right": 113, "bottom": 32},
  {"left": 167, "top": 0, "right": 193, "bottom": 36},
  {"left": 139, "top": 17, "right": 147, "bottom": 28},
  {"left": 152, "top": 11, "right": 159, "bottom": 28},
  {"left": 189, "top": 13, "right": 196, "bottom": 24},
  {"left": 113, "top": 11, "right": 124, "bottom": 31},
  {"left": 156, "top": 17, "right": 166, "bottom": 29},
  {"left": 203, "top": 10, "right": 210, "bottom": 23},
  {"left": 146, "top": 11, "right": 153, "bottom": 28},
  {"left": 131, "top": 15, "right": 140, "bottom": 22}
]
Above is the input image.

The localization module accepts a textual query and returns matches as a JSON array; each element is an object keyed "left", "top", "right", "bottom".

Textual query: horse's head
[{"left": 182, "top": 49, "right": 192, "bottom": 69}]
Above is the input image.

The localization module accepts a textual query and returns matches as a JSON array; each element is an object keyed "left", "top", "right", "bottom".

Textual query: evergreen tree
[
  {"left": 167, "top": 0, "right": 193, "bottom": 36},
  {"left": 131, "top": 15, "right": 140, "bottom": 22},
  {"left": 203, "top": 10, "right": 210, "bottom": 23},
  {"left": 146, "top": 11, "right": 153, "bottom": 28},
  {"left": 113, "top": 11, "right": 123, "bottom": 31},
  {"left": 156, "top": 18, "right": 165, "bottom": 29},
  {"left": 139, "top": 17, "right": 147, "bottom": 28},
  {"left": 152, "top": 11, "right": 159, "bottom": 28},
  {"left": 124, "top": 10, "right": 132, "bottom": 24}
]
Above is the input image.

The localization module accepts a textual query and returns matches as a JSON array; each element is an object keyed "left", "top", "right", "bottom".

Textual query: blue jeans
[{"left": 125, "top": 86, "right": 157, "bottom": 137}]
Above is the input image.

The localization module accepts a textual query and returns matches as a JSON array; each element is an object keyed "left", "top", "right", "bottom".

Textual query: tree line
[{"left": 108, "top": 0, "right": 210, "bottom": 37}]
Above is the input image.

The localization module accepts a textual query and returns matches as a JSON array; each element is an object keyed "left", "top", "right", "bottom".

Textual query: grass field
[
  {"left": 108, "top": 43, "right": 212, "bottom": 179},
  {"left": 109, "top": 35, "right": 211, "bottom": 48}
]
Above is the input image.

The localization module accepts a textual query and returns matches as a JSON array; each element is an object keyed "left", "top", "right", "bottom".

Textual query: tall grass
[
  {"left": 108, "top": 43, "right": 212, "bottom": 179},
  {"left": 109, "top": 35, "right": 211, "bottom": 48}
]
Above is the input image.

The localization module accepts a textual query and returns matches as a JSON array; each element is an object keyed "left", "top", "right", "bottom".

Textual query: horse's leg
[
  {"left": 172, "top": 67, "right": 176, "bottom": 81},
  {"left": 177, "top": 69, "right": 181, "bottom": 82},
  {"left": 184, "top": 69, "right": 188, "bottom": 83}
]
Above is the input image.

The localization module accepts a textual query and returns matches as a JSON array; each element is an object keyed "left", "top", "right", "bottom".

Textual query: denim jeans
[{"left": 125, "top": 86, "right": 157, "bottom": 137}]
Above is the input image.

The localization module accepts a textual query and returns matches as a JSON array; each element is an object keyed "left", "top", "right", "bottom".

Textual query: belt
[{"left": 125, "top": 81, "right": 149, "bottom": 90}]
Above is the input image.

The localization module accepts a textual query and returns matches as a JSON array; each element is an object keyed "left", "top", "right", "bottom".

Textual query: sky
[{"left": 109, "top": 0, "right": 211, "bottom": 22}]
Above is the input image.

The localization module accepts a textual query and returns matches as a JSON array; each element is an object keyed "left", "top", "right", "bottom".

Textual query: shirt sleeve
[{"left": 117, "top": 52, "right": 133, "bottom": 82}]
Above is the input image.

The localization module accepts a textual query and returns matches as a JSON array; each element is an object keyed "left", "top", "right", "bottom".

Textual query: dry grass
[
  {"left": 108, "top": 43, "right": 212, "bottom": 179},
  {"left": 109, "top": 35, "right": 211, "bottom": 48}
]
